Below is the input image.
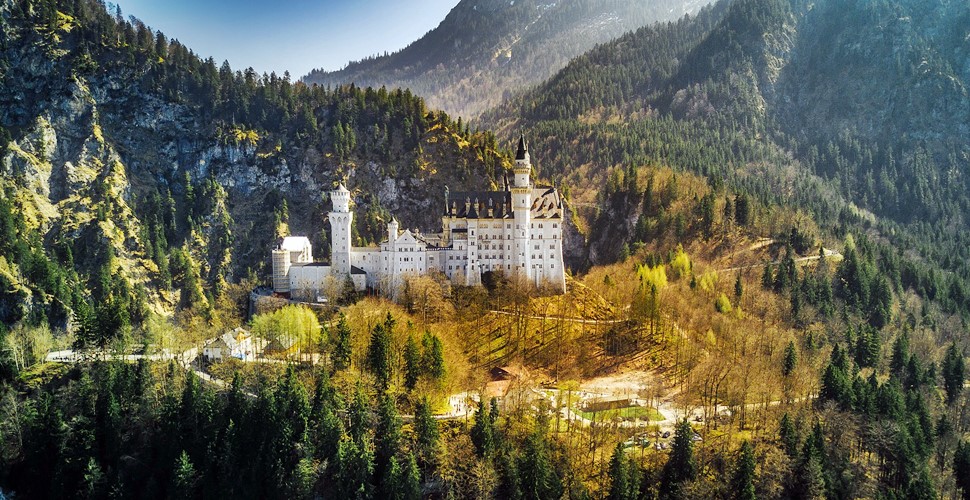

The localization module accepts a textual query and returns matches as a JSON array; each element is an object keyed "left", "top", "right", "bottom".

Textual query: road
[
  {"left": 488, "top": 309, "right": 628, "bottom": 325},
  {"left": 717, "top": 247, "right": 842, "bottom": 274}
]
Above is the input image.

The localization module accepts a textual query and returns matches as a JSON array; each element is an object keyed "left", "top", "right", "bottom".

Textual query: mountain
[
  {"left": 0, "top": 0, "right": 516, "bottom": 336},
  {"left": 483, "top": 0, "right": 970, "bottom": 314},
  {"left": 302, "top": 0, "right": 711, "bottom": 118}
]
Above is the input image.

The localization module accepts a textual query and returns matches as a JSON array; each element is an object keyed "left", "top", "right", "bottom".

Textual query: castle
[{"left": 272, "top": 137, "right": 566, "bottom": 299}]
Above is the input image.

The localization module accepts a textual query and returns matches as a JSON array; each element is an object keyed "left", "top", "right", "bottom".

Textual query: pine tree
[
  {"left": 375, "top": 393, "right": 402, "bottom": 486},
  {"left": 332, "top": 314, "right": 352, "bottom": 371},
  {"left": 792, "top": 451, "right": 825, "bottom": 500},
  {"left": 403, "top": 334, "right": 421, "bottom": 390},
  {"left": 942, "top": 343, "right": 965, "bottom": 405},
  {"left": 414, "top": 397, "right": 439, "bottom": 472},
  {"left": 517, "top": 431, "right": 562, "bottom": 500},
  {"left": 172, "top": 450, "right": 197, "bottom": 498},
  {"left": 780, "top": 413, "right": 799, "bottom": 457},
  {"left": 608, "top": 442, "right": 639, "bottom": 500},
  {"left": 82, "top": 457, "right": 105, "bottom": 499},
  {"left": 348, "top": 384, "right": 371, "bottom": 444},
  {"left": 731, "top": 441, "right": 756, "bottom": 500},
  {"left": 420, "top": 330, "right": 445, "bottom": 381},
  {"left": 398, "top": 453, "right": 422, "bottom": 500},
  {"left": 471, "top": 398, "right": 494, "bottom": 457},
  {"left": 735, "top": 193, "right": 752, "bottom": 226},
  {"left": 890, "top": 331, "right": 910, "bottom": 375},
  {"left": 762, "top": 264, "right": 774, "bottom": 289},
  {"left": 367, "top": 314, "right": 394, "bottom": 388},
  {"left": 337, "top": 437, "right": 375, "bottom": 499},
  {"left": 660, "top": 419, "right": 697, "bottom": 498},
  {"left": 783, "top": 341, "right": 798, "bottom": 377},
  {"left": 955, "top": 441, "right": 970, "bottom": 500}
]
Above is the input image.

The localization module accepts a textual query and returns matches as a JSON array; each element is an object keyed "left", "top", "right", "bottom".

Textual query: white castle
[{"left": 272, "top": 137, "right": 566, "bottom": 299}]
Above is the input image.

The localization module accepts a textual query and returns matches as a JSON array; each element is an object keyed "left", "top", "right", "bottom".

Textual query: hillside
[
  {"left": 0, "top": 0, "right": 515, "bottom": 340},
  {"left": 302, "top": 0, "right": 711, "bottom": 118},
  {"left": 483, "top": 0, "right": 970, "bottom": 314}
]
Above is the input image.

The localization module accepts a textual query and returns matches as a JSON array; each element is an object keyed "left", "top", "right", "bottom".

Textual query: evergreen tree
[
  {"left": 791, "top": 451, "right": 825, "bottom": 500},
  {"left": 735, "top": 193, "right": 752, "bottom": 226},
  {"left": 517, "top": 430, "right": 562, "bottom": 500},
  {"left": 390, "top": 452, "right": 423, "bottom": 500},
  {"left": 471, "top": 398, "right": 494, "bottom": 457},
  {"left": 608, "top": 442, "right": 640, "bottom": 500},
  {"left": 731, "top": 441, "right": 756, "bottom": 500},
  {"left": 414, "top": 397, "right": 439, "bottom": 473},
  {"left": 762, "top": 264, "right": 774, "bottom": 289},
  {"left": 403, "top": 334, "right": 421, "bottom": 390},
  {"left": 890, "top": 332, "right": 910, "bottom": 375},
  {"left": 783, "top": 340, "right": 798, "bottom": 377},
  {"left": 81, "top": 457, "right": 105, "bottom": 499},
  {"left": 367, "top": 314, "right": 394, "bottom": 388},
  {"left": 660, "top": 419, "right": 697, "bottom": 498},
  {"left": 337, "top": 437, "right": 375, "bottom": 499},
  {"left": 609, "top": 442, "right": 629, "bottom": 500},
  {"left": 375, "top": 393, "right": 402, "bottom": 489},
  {"left": 955, "top": 441, "right": 970, "bottom": 500},
  {"left": 942, "top": 343, "right": 965, "bottom": 405},
  {"left": 348, "top": 384, "right": 371, "bottom": 444},
  {"left": 780, "top": 413, "right": 799, "bottom": 457},
  {"left": 421, "top": 330, "right": 446, "bottom": 381},
  {"left": 332, "top": 314, "right": 353, "bottom": 371},
  {"left": 172, "top": 450, "right": 197, "bottom": 499}
]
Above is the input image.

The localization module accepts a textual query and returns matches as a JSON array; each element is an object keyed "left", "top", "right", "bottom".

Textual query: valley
[{"left": 1, "top": 0, "right": 969, "bottom": 498}]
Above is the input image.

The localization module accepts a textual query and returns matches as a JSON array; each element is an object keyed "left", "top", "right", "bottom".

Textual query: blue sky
[{"left": 116, "top": 0, "right": 459, "bottom": 77}]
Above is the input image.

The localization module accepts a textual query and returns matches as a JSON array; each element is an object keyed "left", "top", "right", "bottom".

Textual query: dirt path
[
  {"left": 717, "top": 247, "right": 842, "bottom": 274},
  {"left": 488, "top": 309, "right": 627, "bottom": 325}
]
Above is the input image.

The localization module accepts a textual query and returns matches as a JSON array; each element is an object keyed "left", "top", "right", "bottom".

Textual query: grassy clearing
[{"left": 577, "top": 405, "right": 664, "bottom": 422}]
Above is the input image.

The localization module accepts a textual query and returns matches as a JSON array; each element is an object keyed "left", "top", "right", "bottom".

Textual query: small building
[
  {"left": 264, "top": 335, "right": 300, "bottom": 358},
  {"left": 203, "top": 328, "right": 254, "bottom": 361}
]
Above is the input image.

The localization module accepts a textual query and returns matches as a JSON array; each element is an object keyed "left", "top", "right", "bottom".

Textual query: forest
[{"left": 1, "top": 0, "right": 970, "bottom": 498}]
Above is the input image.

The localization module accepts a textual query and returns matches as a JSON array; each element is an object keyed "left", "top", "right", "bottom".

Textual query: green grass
[{"left": 578, "top": 405, "right": 664, "bottom": 421}]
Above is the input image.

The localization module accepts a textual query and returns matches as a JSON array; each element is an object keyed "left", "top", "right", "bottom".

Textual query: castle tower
[
  {"left": 329, "top": 184, "right": 353, "bottom": 276},
  {"left": 387, "top": 218, "right": 399, "bottom": 248},
  {"left": 511, "top": 135, "right": 532, "bottom": 278}
]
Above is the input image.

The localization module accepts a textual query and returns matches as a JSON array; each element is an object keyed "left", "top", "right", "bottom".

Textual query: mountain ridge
[{"left": 303, "top": 0, "right": 711, "bottom": 118}]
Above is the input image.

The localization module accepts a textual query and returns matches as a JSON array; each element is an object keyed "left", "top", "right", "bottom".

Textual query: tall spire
[{"left": 515, "top": 134, "right": 528, "bottom": 161}]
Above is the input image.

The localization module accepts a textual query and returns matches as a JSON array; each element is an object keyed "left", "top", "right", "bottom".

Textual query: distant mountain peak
[{"left": 303, "top": 0, "right": 711, "bottom": 118}]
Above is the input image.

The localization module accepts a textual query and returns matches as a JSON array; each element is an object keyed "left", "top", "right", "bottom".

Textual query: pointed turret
[
  {"left": 515, "top": 134, "right": 528, "bottom": 161},
  {"left": 388, "top": 217, "right": 400, "bottom": 242},
  {"left": 513, "top": 134, "right": 531, "bottom": 188}
]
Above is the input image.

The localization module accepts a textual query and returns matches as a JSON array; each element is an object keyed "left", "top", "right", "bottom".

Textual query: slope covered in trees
[
  {"left": 484, "top": 0, "right": 970, "bottom": 315},
  {"left": 0, "top": 0, "right": 512, "bottom": 354},
  {"left": 303, "top": 0, "right": 711, "bottom": 118}
]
